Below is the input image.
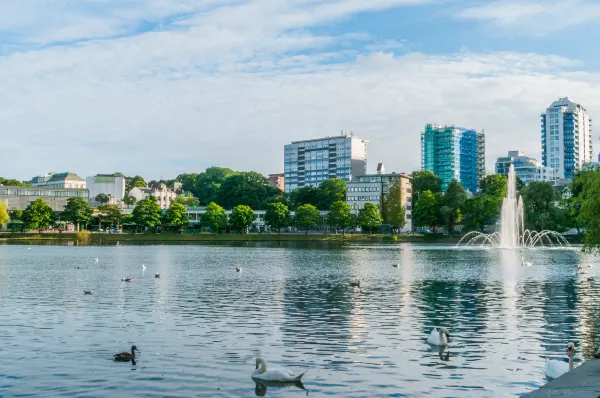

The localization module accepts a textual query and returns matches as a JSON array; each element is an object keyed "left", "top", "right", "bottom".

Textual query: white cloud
[
  {"left": 1, "top": 0, "right": 599, "bottom": 181},
  {"left": 458, "top": 0, "right": 600, "bottom": 35}
]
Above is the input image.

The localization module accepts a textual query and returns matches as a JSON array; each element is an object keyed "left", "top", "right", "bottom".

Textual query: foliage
[
  {"left": 290, "top": 186, "right": 320, "bottom": 208},
  {"left": 148, "top": 179, "right": 175, "bottom": 189},
  {"left": 23, "top": 198, "right": 54, "bottom": 232},
  {"left": 98, "top": 204, "right": 123, "bottom": 227},
  {"left": 125, "top": 175, "right": 147, "bottom": 191},
  {"left": 480, "top": 174, "right": 507, "bottom": 200},
  {"left": 132, "top": 198, "right": 162, "bottom": 229},
  {"left": 162, "top": 202, "right": 189, "bottom": 231},
  {"left": 462, "top": 195, "right": 501, "bottom": 232},
  {"left": 176, "top": 173, "right": 199, "bottom": 193},
  {"left": 318, "top": 179, "right": 347, "bottom": 210},
  {"left": 191, "top": 167, "right": 236, "bottom": 205},
  {"left": 440, "top": 179, "right": 467, "bottom": 233},
  {"left": 11, "top": 209, "right": 23, "bottom": 221},
  {"left": 62, "top": 197, "right": 93, "bottom": 229},
  {"left": 413, "top": 190, "right": 443, "bottom": 231},
  {"left": 520, "top": 181, "right": 567, "bottom": 232},
  {"left": 578, "top": 170, "right": 600, "bottom": 250},
  {"left": 357, "top": 203, "right": 382, "bottom": 233},
  {"left": 76, "top": 230, "right": 91, "bottom": 243},
  {"left": 217, "top": 171, "right": 282, "bottom": 210},
  {"left": 123, "top": 194, "right": 137, "bottom": 206},
  {"left": 0, "top": 177, "right": 30, "bottom": 186},
  {"left": 0, "top": 202, "right": 10, "bottom": 225},
  {"left": 294, "top": 204, "right": 320, "bottom": 234},
  {"left": 202, "top": 202, "right": 227, "bottom": 233},
  {"left": 327, "top": 201, "right": 353, "bottom": 233},
  {"left": 381, "top": 177, "right": 405, "bottom": 229},
  {"left": 229, "top": 205, "right": 257, "bottom": 233},
  {"left": 172, "top": 193, "right": 200, "bottom": 207},
  {"left": 264, "top": 202, "right": 290, "bottom": 233},
  {"left": 410, "top": 170, "right": 443, "bottom": 202},
  {"left": 95, "top": 193, "right": 110, "bottom": 204}
]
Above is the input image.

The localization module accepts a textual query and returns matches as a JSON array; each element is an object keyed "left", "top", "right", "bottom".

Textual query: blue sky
[{"left": 1, "top": 0, "right": 600, "bottom": 180}]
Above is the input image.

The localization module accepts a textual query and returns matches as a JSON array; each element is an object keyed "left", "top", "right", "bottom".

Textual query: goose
[
  {"left": 350, "top": 280, "right": 360, "bottom": 288},
  {"left": 155, "top": 273, "right": 162, "bottom": 278},
  {"left": 252, "top": 358, "right": 307, "bottom": 382},
  {"left": 122, "top": 277, "right": 136, "bottom": 282},
  {"left": 142, "top": 264, "right": 147, "bottom": 271},
  {"left": 546, "top": 342, "right": 575, "bottom": 379},
  {"left": 427, "top": 327, "right": 450, "bottom": 346},
  {"left": 521, "top": 257, "right": 532, "bottom": 267},
  {"left": 236, "top": 266, "right": 242, "bottom": 272},
  {"left": 84, "top": 290, "right": 93, "bottom": 295},
  {"left": 114, "top": 345, "right": 139, "bottom": 362}
]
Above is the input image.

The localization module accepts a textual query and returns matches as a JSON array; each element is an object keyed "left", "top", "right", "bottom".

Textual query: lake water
[{"left": 0, "top": 243, "right": 597, "bottom": 397}]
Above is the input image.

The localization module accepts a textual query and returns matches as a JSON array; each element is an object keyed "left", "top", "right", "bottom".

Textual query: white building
[
  {"left": 38, "top": 172, "right": 87, "bottom": 189},
  {"left": 129, "top": 184, "right": 177, "bottom": 209},
  {"left": 542, "top": 97, "right": 593, "bottom": 179},
  {"left": 495, "top": 151, "right": 559, "bottom": 186},
  {"left": 346, "top": 168, "right": 412, "bottom": 232},
  {"left": 284, "top": 132, "right": 368, "bottom": 193},
  {"left": 86, "top": 174, "right": 126, "bottom": 206},
  {"left": 29, "top": 172, "right": 55, "bottom": 186}
]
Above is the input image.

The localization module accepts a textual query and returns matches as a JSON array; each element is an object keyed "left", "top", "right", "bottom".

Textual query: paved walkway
[{"left": 524, "top": 359, "right": 600, "bottom": 397}]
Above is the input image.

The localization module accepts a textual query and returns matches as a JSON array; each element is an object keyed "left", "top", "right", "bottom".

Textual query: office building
[
  {"left": 496, "top": 151, "right": 559, "bottom": 186},
  {"left": 541, "top": 97, "right": 593, "bottom": 179},
  {"left": 0, "top": 186, "right": 89, "bottom": 211},
  {"left": 346, "top": 167, "right": 412, "bottom": 232},
  {"left": 284, "top": 133, "right": 368, "bottom": 193},
  {"left": 268, "top": 173, "right": 285, "bottom": 191},
  {"left": 86, "top": 174, "right": 126, "bottom": 205},
  {"left": 421, "top": 124, "right": 485, "bottom": 192}
]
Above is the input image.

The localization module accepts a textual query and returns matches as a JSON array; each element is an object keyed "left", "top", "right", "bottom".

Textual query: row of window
[
  {"left": 348, "top": 195, "right": 381, "bottom": 201},
  {"left": 0, "top": 189, "right": 89, "bottom": 197},
  {"left": 347, "top": 186, "right": 381, "bottom": 192}
]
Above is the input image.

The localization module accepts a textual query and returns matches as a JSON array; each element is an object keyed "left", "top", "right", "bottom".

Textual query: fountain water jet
[{"left": 457, "top": 165, "right": 569, "bottom": 248}]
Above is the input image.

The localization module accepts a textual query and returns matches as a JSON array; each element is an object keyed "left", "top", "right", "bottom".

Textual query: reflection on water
[{"left": 0, "top": 243, "right": 598, "bottom": 397}]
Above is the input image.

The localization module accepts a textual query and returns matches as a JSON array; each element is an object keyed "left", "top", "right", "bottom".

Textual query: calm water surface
[{"left": 0, "top": 243, "right": 598, "bottom": 397}]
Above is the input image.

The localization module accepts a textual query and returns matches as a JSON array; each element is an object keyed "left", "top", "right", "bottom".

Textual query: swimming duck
[
  {"left": 155, "top": 273, "right": 162, "bottom": 278},
  {"left": 236, "top": 266, "right": 242, "bottom": 272},
  {"left": 427, "top": 327, "right": 450, "bottom": 347},
  {"left": 588, "top": 277, "right": 594, "bottom": 281},
  {"left": 546, "top": 342, "right": 575, "bottom": 379},
  {"left": 114, "top": 345, "right": 139, "bottom": 361},
  {"left": 252, "top": 358, "right": 307, "bottom": 382},
  {"left": 350, "top": 280, "right": 360, "bottom": 288},
  {"left": 392, "top": 264, "right": 399, "bottom": 268},
  {"left": 122, "top": 277, "right": 136, "bottom": 282},
  {"left": 84, "top": 290, "right": 93, "bottom": 295}
]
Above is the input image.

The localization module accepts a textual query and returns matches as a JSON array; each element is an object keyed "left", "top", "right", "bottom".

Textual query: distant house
[
  {"left": 129, "top": 184, "right": 177, "bottom": 209},
  {"left": 30, "top": 172, "right": 87, "bottom": 189}
]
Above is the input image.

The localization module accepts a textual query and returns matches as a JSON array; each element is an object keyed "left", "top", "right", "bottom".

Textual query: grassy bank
[{"left": 0, "top": 232, "right": 462, "bottom": 244}]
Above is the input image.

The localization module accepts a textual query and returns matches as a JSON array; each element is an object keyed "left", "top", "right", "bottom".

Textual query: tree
[
  {"left": 132, "top": 198, "right": 162, "bottom": 229},
  {"left": 0, "top": 202, "right": 10, "bottom": 226},
  {"left": 98, "top": 204, "right": 123, "bottom": 228},
  {"left": 123, "top": 194, "right": 137, "bottom": 206},
  {"left": 176, "top": 173, "right": 199, "bottom": 193},
  {"left": 357, "top": 203, "right": 382, "bottom": 234},
  {"left": 162, "top": 202, "right": 189, "bottom": 232},
  {"left": 290, "top": 186, "right": 320, "bottom": 208},
  {"left": 11, "top": 210, "right": 23, "bottom": 220},
  {"left": 578, "top": 170, "right": 600, "bottom": 250},
  {"left": 440, "top": 179, "right": 467, "bottom": 233},
  {"left": 328, "top": 201, "right": 353, "bottom": 234},
  {"left": 229, "top": 205, "right": 256, "bottom": 233},
  {"left": 295, "top": 204, "right": 320, "bottom": 234},
  {"left": 520, "top": 181, "right": 566, "bottom": 232},
  {"left": 193, "top": 167, "right": 236, "bottom": 205},
  {"left": 173, "top": 193, "right": 200, "bottom": 207},
  {"left": 480, "top": 174, "right": 508, "bottom": 200},
  {"left": 318, "top": 179, "right": 346, "bottom": 210},
  {"left": 411, "top": 170, "right": 443, "bottom": 203},
  {"left": 23, "top": 198, "right": 54, "bottom": 232},
  {"left": 95, "top": 193, "right": 110, "bottom": 205},
  {"left": 264, "top": 202, "right": 290, "bottom": 233},
  {"left": 0, "top": 177, "right": 30, "bottom": 187},
  {"left": 413, "top": 190, "right": 443, "bottom": 231},
  {"left": 62, "top": 197, "right": 93, "bottom": 231},
  {"left": 462, "top": 195, "right": 500, "bottom": 232},
  {"left": 382, "top": 177, "right": 406, "bottom": 231},
  {"left": 216, "top": 171, "right": 281, "bottom": 210},
  {"left": 202, "top": 202, "right": 227, "bottom": 233},
  {"left": 125, "top": 175, "right": 147, "bottom": 191}
]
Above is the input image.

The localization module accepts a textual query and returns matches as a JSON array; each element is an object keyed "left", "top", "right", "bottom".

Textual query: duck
[
  {"left": 588, "top": 277, "right": 594, "bottom": 282},
  {"left": 521, "top": 257, "right": 532, "bottom": 267},
  {"left": 350, "top": 280, "right": 361, "bottom": 288},
  {"left": 594, "top": 346, "right": 600, "bottom": 359},
  {"left": 155, "top": 272, "right": 162, "bottom": 278},
  {"left": 427, "top": 327, "right": 450, "bottom": 347},
  {"left": 142, "top": 264, "right": 147, "bottom": 271},
  {"left": 252, "top": 358, "right": 307, "bottom": 382},
  {"left": 122, "top": 277, "right": 136, "bottom": 282},
  {"left": 84, "top": 290, "right": 93, "bottom": 295},
  {"left": 546, "top": 342, "right": 575, "bottom": 379},
  {"left": 114, "top": 345, "right": 139, "bottom": 362},
  {"left": 236, "top": 266, "right": 242, "bottom": 272},
  {"left": 392, "top": 264, "right": 399, "bottom": 268}
]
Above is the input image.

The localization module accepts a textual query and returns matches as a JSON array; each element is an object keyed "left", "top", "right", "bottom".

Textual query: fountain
[{"left": 457, "top": 164, "right": 569, "bottom": 248}]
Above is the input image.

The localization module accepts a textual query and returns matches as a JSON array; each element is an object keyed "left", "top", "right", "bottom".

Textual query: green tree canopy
[
  {"left": 172, "top": 193, "right": 200, "bottom": 207},
  {"left": 162, "top": 202, "right": 189, "bottom": 231},
  {"left": 23, "top": 198, "right": 54, "bottom": 232},
  {"left": 410, "top": 170, "right": 443, "bottom": 202},
  {"left": 462, "top": 195, "right": 500, "bottom": 232},
  {"left": 520, "top": 181, "right": 566, "bottom": 231},
  {"left": 176, "top": 173, "right": 199, "bottom": 193},
  {"left": 0, "top": 177, "right": 30, "bottom": 186},
  {"left": 123, "top": 194, "right": 137, "bottom": 206},
  {"left": 11, "top": 209, "right": 23, "bottom": 221},
  {"left": 577, "top": 170, "right": 600, "bottom": 250},
  {"left": 193, "top": 167, "right": 236, "bottom": 205},
  {"left": 480, "top": 174, "right": 508, "bottom": 200},
  {"left": 318, "top": 179, "right": 347, "bottom": 210},
  {"left": 217, "top": 171, "right": 281, "bottom": 210},
  {"left": 202, "top": 202, "right": 227, "bottom": 233},
  {"left": 229, "top": 205, "right": 256, "bottom": 233},
  {"left": 290, "top": 186, "right": 320, "bottom": 208},
  {"left": 132, "top": 198, "right": 162, "bottom": 229},
  {"left": 95, "top": 193, "right": 110, "bottom": 204},
  {"left": 126, "top": 175, "right": 147, "bottom": 191},
  {"left": 440, "top": 179, "right": 467, "bottom": 233},
  {"left": 264, "top": 202, "right": 290, "bottom": 233},
  {"left": 98, "top": 204, "right": 123, "bottom": 227},
  {"left": 382, "top": 177, "right": 405, "bottom": 230},
  {"left": 327, "top": 201, "right": 353, "bottom": 233},
  {"left": 357, "top": 203, "right": 382, "bottom": 233},
  {"left": 294, "top": 204, "right": 320, "bottom": 234},
  {"left": 62, "top": 197, "right": 93, "bottom": 230},
  {"left": 413, "top": 190, "right": 443, "bottom": 231},
  {"left": 0, "top": 202, "right": 10, "bottom": 225}
]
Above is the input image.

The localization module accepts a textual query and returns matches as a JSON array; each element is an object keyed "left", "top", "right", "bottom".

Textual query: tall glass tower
[
  {"left": 420, "top": 124, "right": 485, "bottom": 192},
  {"left": 541, "top": 97, "right": 593, "bottom": 179}
]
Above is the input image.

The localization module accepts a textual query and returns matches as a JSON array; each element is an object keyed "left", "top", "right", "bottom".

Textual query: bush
[
  {"left": 76, "top": 230, "right": 91, "bottom": 243},
  {"left": 383, "top": 235, "right": 398, "bottom": 242}
]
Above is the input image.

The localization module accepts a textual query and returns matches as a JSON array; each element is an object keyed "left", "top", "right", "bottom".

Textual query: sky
[{"left": 2, "top": 0, "right": 600, "bottom": 181}]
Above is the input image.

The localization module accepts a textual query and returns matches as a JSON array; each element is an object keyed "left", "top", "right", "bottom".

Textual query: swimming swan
[
  {"left": 252, "top": 358, "right": 307, "bottom": 382},
  {"left": 521, "top": 257, "right": 532, "bottom": 267},
  {"left": 546, "top": 342, "right": 574, "bottom": 379},
  {"left": 427, "top": 327, "right": 450, "bottom": 346},
  {"left": 142, "top": 264, "right": 147, "bottom": 271}
]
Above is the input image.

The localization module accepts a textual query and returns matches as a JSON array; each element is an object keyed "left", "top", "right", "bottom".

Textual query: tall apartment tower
[
  {"left": 541, "top": 97, "right": 593, "bottom": 179},
  {"left": 421, "top": 124, "right": 485, "bottom": 193},
  {"left": 284, "top": 134, "right": 368, "bottom": 193}
]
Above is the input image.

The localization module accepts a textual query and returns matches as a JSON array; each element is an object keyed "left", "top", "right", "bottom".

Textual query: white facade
[
  {"left": 495, "top": 151, "right": 559, "bottom": 186},
  {"left": 129, "top": 184, "right": 177, "bottom": 209},
  {"left": 542, "top": 97, "right": 593, "bottom": 179},
  {"left": 86, "top": 175, "right": 126, "bottom": 205},
  {"left": 30, "top": 172, "right": 86, "bottom": 189}
]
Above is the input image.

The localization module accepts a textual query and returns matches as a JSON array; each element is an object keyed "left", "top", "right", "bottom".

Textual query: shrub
[{"left": 76, "top": 230, "right": 91, "bottom": 244}]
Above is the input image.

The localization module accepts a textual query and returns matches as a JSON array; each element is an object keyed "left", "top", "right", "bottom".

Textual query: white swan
[
  {"left": 546, "top": 342, "right": 575, "bottom": 379},
  {"left": 427, "top": 327, "right": 450, "bottom": 346},
  {"left": 521, "top": 257, "right": 532, "bottom": 267},
  {"left": 94, "top": 258, "right": 99, "bottom": 263},
  {"left": 142, "top": 264, "right": 147, "bottom": 271},
  {"left": 252, "top": 358, "right": 306, "bottom": 382}
]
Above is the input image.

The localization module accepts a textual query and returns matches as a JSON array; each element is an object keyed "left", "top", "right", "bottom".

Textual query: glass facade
[
  {"left": 421, "top": 124, "right": 485, "bottom": 192},
  {"left": 495, "top": 151, "right": 558, "bottom": 186}
]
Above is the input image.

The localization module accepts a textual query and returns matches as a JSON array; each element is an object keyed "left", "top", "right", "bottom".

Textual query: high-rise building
[
  {"left": 420, "top": 124, "right": 485, "bottom": 192},
  {"left": 495, "top": 151, "right": 558, "bottom": 186},
  {"left": 541, "top": 97, "right": 593, "bottom": 179},
  {"left": 284, "top": 134, "right": 368, "bottom": 193}
]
